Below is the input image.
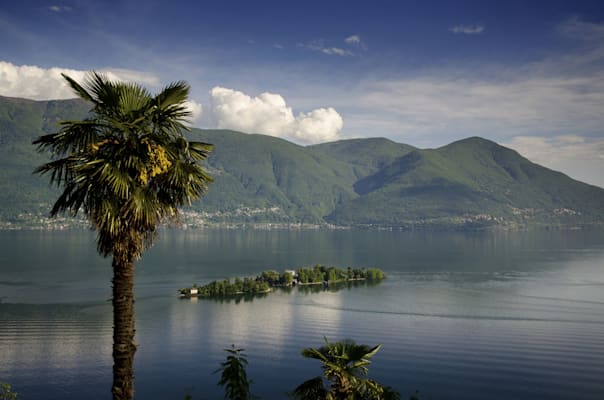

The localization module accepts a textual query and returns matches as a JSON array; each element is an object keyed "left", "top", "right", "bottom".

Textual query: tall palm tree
[
  {"left": 33, "top": 72, "right": 213, "bottom": 400},
  {"left": 292, "top": 338, "right": 399, "bottom": 400}
]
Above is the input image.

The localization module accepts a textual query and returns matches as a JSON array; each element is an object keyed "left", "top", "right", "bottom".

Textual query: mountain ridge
[{"left": 1, "top": 95, "right": 603, "bottom": 229}]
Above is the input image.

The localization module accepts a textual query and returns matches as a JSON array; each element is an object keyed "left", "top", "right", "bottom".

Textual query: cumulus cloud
[
  {"left": 0, "top": 62, "right": 87, "bottom": 100},
  {"left": 0, "top": 61, "right": 160, "bottom": 100},
  {"left": 0, "top": 61, "right": 202, "bottom": 125},
  {"left": 450, "top": 24, "right": 485, "bottom": 35},
  {"left": 209, "top": 86, "right": 343, "bottom": 144},
  {"left": 504, "top": 135, "right": 604, "bottom": 188},
  {"left": 183, "top": 100, "right": 203, "bottom": 125}
]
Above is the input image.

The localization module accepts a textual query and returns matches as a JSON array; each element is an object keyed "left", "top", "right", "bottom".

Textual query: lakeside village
[{"left": 179, "top": 264, "right": 386, "bottom": 299}]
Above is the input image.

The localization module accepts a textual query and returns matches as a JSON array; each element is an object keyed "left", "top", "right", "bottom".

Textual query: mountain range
[{"left": 1, "top": 95, "right": 603, "bottom": 229}]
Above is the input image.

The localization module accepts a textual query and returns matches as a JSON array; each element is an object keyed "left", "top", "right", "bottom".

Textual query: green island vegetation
[{"left": 179, "top": 265, "right": 386, "bottom": 299}]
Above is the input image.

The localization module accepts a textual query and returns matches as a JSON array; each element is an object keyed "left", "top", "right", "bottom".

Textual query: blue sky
[{"left": 1, "top": 0, "right": 604, "bottom": 186}]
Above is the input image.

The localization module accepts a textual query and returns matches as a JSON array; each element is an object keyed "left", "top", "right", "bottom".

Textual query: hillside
[
  {"left": 1, "top": 95, "right": 603, "bottom": 229},
  {"left": 327, "top": 137, "right": 604, "bottom": 228},
  {"left": 0, "top": 96, "right": 89, "bottom": 219}
]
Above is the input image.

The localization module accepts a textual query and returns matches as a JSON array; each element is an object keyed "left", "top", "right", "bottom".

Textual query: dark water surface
[{"left": 1, "top": 229, "right": 604, "bottom": 399}]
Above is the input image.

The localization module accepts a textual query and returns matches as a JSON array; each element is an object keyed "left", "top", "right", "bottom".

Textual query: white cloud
[
  {"left": 184, "top": 100, "right": 203, "bottom": 126},
  {"left": 209, "top": 86, "right": 343, "bottom": 144},
  {"left": 299, "top": 34, "right": 366, "bottom": 56},
  {"left": 0, "top": 61, "right": 160, "bottom": 100},
  {"left": 339, "top": 17, "right": 604, "bottom": 187},
  {"left": 345, "top": 34, "right": 361, "bottom": 45},
  {"left": 450, "top": 24, "right": 485, "bottom": 35},
  {"left": 352, "top": 18, "right": 604, "bottom": 146},
  {"left": 0, "top": 62, "right": 87, "bottom": 100},
  {"left": 0, "top": 61, "right": 202, "bottom": 125},
  {"left": 360, "top": 72, "right": 604, "bottom": 145},
  {"left": 299, "top": 41, "right": 354, "bottom": 56},
  {"left": 504, "top": 135, "right": 604, "bottom": 188},
  {"left": 101, "top": 68, "right": 161, "bottom": 86},
  {"left": 294, "top": 108, "right": 344, "bottom": 143},
  {"left": 321, "top": 47, "right": 353, "bottom": 56}
]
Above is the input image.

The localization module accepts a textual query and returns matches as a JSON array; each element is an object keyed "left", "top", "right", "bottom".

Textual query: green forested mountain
[
  {"left": 0, "top": 96, "right": 89, "bottom": 219},
  {"left": 327, "top": 137, "right": 604, "bottom": 227},
  {"left": 1, "top": 95, "right": 603, "bottom": 229}
]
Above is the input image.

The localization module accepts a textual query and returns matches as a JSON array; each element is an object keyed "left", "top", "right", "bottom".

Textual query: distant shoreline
[{"left": 1, "top": 216, "right": 602, "bottom": 232}]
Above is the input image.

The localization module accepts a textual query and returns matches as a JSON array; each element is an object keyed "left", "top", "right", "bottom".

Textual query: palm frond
[
  {"left": 86, "top": 72, "right": 118, "bottom": 105},
  {"left": 118, "top": 82, "right": 151, "bottom": 115},
  {"left": 33, "top": 120, "right": 103, "bottom": 156},
  {"left": 188, "top": 141, "right": 214, "bottom": 161},
  {"left": 291, "top": 377, "right": 327, "bottom": 400},
  {"left": 155, "top": 81, "right": 190, "bottom": 111},
  {"left": 61, "top": 73, "right": 95, "bottom": 103}
]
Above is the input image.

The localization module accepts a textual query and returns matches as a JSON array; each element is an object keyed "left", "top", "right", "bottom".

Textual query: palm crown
[
  {"left": 294, "top": 338, "right": 399, "bottom": 400},
  {"left": 34, "top": 72, "right": 212, "bottom": 257}
]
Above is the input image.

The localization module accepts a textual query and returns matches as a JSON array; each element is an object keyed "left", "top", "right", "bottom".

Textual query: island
[{"left": 179, "top": 264, "right": 386, "bottom": 299}]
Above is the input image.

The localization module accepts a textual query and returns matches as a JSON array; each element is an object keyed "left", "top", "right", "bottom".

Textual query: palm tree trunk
[{"left": 111, "top": 254, "right": 137, "bottom": 400}]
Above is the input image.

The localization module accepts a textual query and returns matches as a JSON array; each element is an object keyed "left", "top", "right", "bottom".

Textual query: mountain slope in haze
[
  {"left": 327, "top": 137, "right": 604, "bottom": 227},
  {"left": 308, "top": 137, "right": 416, "bottom": 180},
  {"left": 1, "top": 95, "right": 603, "bottom": 229},
  {"left": 0, "top": 96, "right": 89, "bottom": 219},
  {"left": 186, "top": 129, "right": 360, "bottom": 223}
]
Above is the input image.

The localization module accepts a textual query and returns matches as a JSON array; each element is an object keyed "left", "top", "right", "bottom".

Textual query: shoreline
[{"left": 1, "top": 219, "right": 602, "bottom": 232}]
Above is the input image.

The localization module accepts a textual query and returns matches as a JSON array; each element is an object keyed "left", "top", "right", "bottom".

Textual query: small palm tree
[
  {"left": 292, "top": 338, "right": 400, "bottom": 400},
  {"left": 33, "top": 72, "right": 212, "bottom": 400},
  {"left": 215, "top": 345, "right": 255, "bottom": 400}
]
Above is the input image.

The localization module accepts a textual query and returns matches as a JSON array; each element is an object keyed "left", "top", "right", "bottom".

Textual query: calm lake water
[{"left": 1, "top": 228, "right": 604, "bottom": 399}]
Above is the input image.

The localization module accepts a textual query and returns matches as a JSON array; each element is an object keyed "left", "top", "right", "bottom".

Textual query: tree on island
[{"left": 34, "top": 72, "right": 212, "bottom": 400}]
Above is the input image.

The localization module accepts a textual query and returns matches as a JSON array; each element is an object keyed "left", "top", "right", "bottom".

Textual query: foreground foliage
[
  {"left": 291, "top": 338, "right": 400, "bottom": 400},
  {"left": 215, "top": 345, "right": 256, "bottom": 400},
  {"left": 0, "top": 383, "right": 18, "bottom": 400},
  {"left": 211, "top": 339, "right": 400, "bottom": 400},
  {"left": 34, "top": 72, "right": 212, "bottom": 400}
]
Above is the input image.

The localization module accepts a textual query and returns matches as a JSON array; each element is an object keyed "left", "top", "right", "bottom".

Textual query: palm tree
[
  {"left": 292, "top": 338, "right": 399, "bottom": 400},
  {"left": 33, "top": 72, "right": 213, "bottom": 400}
]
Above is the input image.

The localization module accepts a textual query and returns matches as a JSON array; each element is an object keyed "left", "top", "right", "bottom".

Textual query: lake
[{"left": 1, "top": 228, "right": 604, "bottom": 399}]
